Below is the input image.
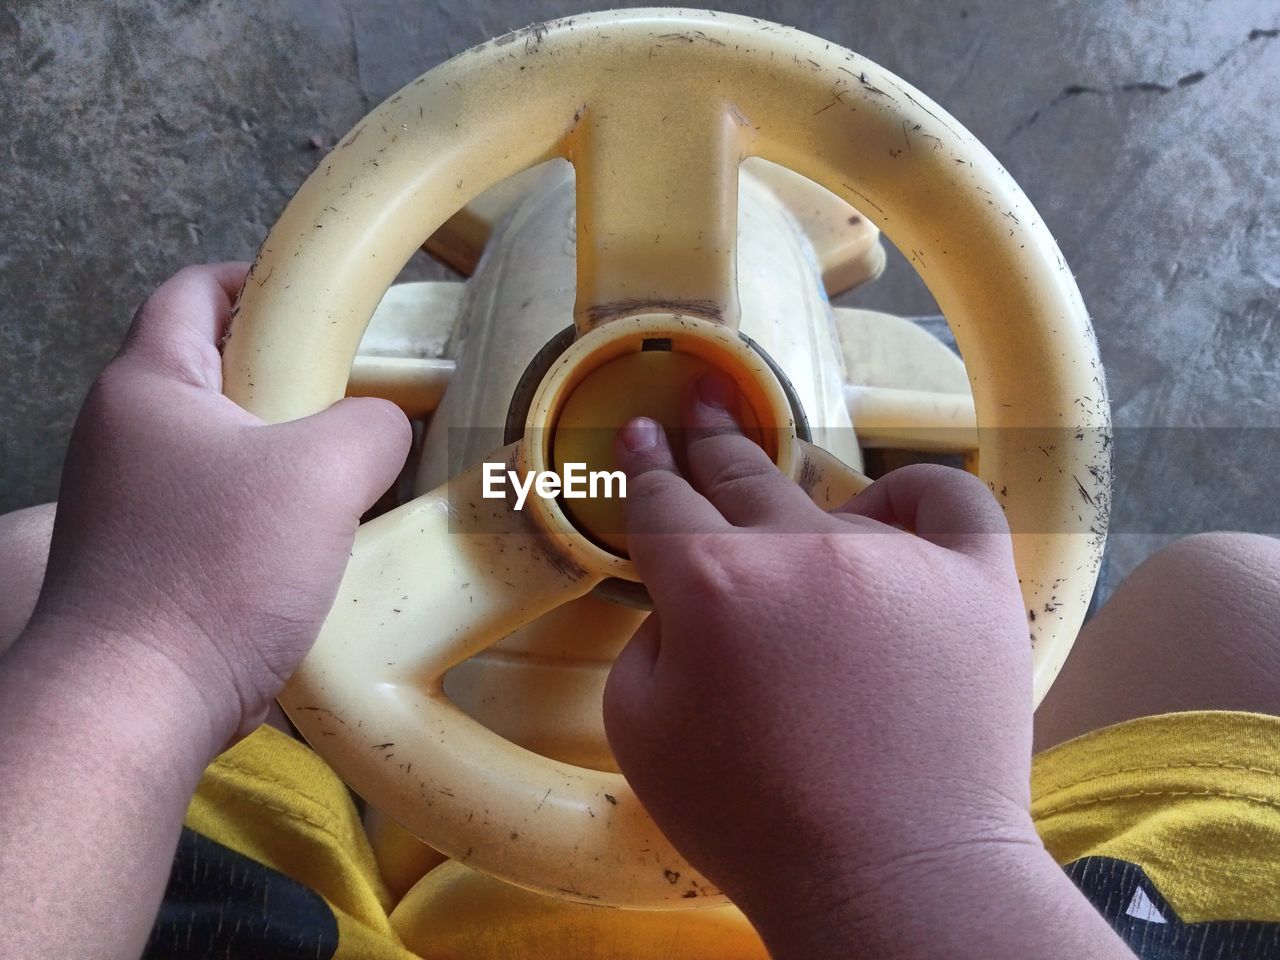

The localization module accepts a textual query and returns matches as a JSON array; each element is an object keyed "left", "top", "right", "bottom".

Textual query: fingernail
[
  {"left": 696, "top": 371, "right": 735, "bottom": 409},
  {"left": 621, "top": 417, "right": 659, "bottom": 452}
]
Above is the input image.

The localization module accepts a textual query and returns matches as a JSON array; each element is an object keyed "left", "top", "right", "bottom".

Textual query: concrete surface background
[{"left": 1, "top": 1, "right": 1277, "bottom": 599}]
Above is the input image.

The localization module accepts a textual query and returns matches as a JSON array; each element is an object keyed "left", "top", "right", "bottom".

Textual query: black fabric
[
  {"left": 143, "top": 834, "right": 1280, "bottom": 958},
  {"left": 143, "top": 827, "right": 339, "bottom": 960},
  {"left": 1065, "top": 855, "right": 1280, "bottom": 959}
]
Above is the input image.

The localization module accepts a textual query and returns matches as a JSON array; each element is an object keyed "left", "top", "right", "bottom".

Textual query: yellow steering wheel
[{"left": 222, "top": 8, "right": 1110, "bottom": 909}]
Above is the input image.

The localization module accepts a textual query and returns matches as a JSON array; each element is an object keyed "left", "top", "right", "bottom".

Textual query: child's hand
[
  {"left": 605, "top": 373, "right": 1044, "bottom": 954},
  {"left": 27, "top": 263, "right": 410, "bottom": 744}
]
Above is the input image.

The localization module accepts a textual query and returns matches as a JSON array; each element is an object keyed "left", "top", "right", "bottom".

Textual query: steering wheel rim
[{"left": 221, "top": 8, "right": 1110, "bottom": 908}]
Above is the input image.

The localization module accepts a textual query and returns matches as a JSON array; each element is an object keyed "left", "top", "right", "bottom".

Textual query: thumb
[
  {"left": 603, "top": 614, "right": 662, "bottom": 764},
  {"left": 836, "top": 462, "right": 1010, "bottom": 560},
  {"left": 267, "top": 397, "right": 412, "bottom": 515}
]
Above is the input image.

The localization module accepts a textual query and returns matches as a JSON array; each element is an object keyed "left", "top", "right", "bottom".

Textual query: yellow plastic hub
[{"left": 552, "top": 346, "right": 767, "bottom": 555}]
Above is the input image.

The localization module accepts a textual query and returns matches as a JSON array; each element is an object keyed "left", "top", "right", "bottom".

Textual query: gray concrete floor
[{"left": 1, "top": 1, "right": 1277, "bottom": 599}]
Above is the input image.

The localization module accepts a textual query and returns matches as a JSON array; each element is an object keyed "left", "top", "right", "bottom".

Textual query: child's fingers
[
  {"left": 682, "top": 372, "right": 816, "bottom": 528},
  {"left": 835, "top": 463, "right": 1012, "bottom": 559},
  {"left": 208, "top": 261, "right": 253, "bottom": 302},
  {"left": 613, "top": 417, "right": 729, "bottom": 600},
  {"left": 119, "top": 262, "right": 250, "bottom": 390},
  {"left": 613, "top": 417, "right": 725, "bottom": 538}
]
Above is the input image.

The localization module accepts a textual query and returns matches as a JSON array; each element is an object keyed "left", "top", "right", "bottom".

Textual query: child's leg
[
  {"left": 1035, "top": 533, "right": 1280, "bottom": 751},
  {"left": 0, "top": 504, "right": 54, "bottom": 653}
]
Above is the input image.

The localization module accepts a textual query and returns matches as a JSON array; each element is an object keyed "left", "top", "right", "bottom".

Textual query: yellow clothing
[
  {"left": 182, "top": 725, "right": 418, "bottom": 959},
  {"left": 1032, "top": 711, "right": 1280, "bottom": 936},
  {"left": 151, "top": 712, "right": 1280, "bottom": 958}
]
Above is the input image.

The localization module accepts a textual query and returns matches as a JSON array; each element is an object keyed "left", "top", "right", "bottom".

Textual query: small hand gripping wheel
[{"left": 222, "top": 9, "right": 1110, "bottom": 908}]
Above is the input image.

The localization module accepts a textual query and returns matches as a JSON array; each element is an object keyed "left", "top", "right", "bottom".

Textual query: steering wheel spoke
[
  {"left": 794, "top": 438, "right": 873, "bottom": 510},
  {"left": 279, "top": 457, "right": 719, "bottom": 906},
  {"left": 569, "top": 93, "right": 747, "bottom": 333},
  {"left": 288, "top": 444, "right": 600, "bottom": 694}
]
